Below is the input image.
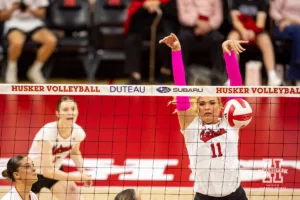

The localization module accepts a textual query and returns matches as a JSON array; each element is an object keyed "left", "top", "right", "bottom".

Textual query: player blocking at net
[
  {"left": 28, "top": 96, "right": 92, "bottom": 200},
  {"left": 1, "top": 156, "right": 38, "bottom": 200},
  {"left": 160, "top": 34, "right": 250, "bottom": 199}
]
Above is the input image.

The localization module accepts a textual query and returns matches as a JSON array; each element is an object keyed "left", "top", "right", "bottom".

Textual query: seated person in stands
[
  {"left": 89, "top": 0, "right": 95, "bottom": 12},
  {"left": 124, "top": 0, "right": 175, "bottom": 84},
  {"left": 176, "top": 0, "right": 225, "bottom": 85},
  {"left": 270, "top": 0, "right": 300, "bottom": 85},
  {"left": 0, "top": 0, "right": 57, "bottom": 83},
  {"left": 227, "top": 0, "right": 281, "bottom": 86}
]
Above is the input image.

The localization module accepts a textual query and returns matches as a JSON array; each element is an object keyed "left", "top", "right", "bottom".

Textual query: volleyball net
[{"left": 0, "top": 84, "right": 299, "bottom": 200}]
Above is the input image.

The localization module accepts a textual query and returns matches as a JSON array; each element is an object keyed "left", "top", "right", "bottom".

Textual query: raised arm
[
  {"left": 159, "top": 34, "right": 196, "bottom": 130},
  {"left": 222, "top": 40, "right": 248, "bottom": 86}
]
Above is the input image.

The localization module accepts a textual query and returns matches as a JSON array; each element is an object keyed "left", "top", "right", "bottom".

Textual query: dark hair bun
[{"left": 2, "top": 170, "right": 10, "bottom": 180}]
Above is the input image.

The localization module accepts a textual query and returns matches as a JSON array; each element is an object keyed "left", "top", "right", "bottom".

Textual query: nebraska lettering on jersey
[
  {"left": 52, "top": 144, "right": 73, "bottom": 155},
  {"left": 200, "top": 128, "right": 227, "bottom": 143}
]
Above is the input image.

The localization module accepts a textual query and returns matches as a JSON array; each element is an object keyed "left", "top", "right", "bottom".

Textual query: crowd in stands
[{"left": 0, "top": 0, "right": 299, "bottom": 86}]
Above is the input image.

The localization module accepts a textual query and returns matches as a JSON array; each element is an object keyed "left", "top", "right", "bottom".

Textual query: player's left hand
[
  {"left": 82, "top": 172, "right": 93, "bottom": 187},
  {"left": 222, "top": 40, "right": 248, "bottom": 55},
  {"left": 83, "top": 179, "right": 93, "bottom": 187}
]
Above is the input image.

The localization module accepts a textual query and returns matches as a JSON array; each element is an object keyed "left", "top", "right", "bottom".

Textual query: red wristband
[{"left": 198, "top": 15, "right": 209, "bottom": 21}]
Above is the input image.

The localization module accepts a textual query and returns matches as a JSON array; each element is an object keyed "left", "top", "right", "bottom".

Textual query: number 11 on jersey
[{"left": 210, "top": 143, "right": 223, "bottom": 158}]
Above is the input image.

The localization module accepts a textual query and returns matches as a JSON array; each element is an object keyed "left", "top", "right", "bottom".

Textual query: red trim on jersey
[
  {"left": 52, "top": 144, "right": 73, "bottom": 155},
  {"left": 14, "top": 186, "right": 31, "bottom": 200},
  {"left": 200, "top": 128, "right": 227, "bottom": 143}
]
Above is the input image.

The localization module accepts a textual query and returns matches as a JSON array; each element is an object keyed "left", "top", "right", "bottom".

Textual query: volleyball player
[
  {"left": 160, "top": 34, "right": 249, "bottom": 199},
  {"left": 28, "top": 96, "right": 92, "bottom": 200},
  {"left": 1, "top": 155, "right": 38, "bottom": 200},
  {"left": 114, "top": 189, "right": 142, "bottom": 200}
]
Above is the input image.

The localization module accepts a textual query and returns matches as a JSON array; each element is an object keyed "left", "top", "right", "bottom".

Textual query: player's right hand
[
  {"left": 75, "top": 173, "right": 93, "bottom": 185},
  {"left": 222, "top": 40, "right": 248, "bottom": 55},
  {"left": 159, "top": 33, "right": 181, "bottom": 51}
]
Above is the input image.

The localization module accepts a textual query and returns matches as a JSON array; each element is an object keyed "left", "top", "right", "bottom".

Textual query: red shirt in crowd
[{"left": 124, "top": 0, "right": 169, "bottom": 34}]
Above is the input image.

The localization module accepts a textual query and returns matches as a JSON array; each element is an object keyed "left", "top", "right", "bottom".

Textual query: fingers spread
[{"left": 235, "top": 41, "right": 245, "bottom": 52}]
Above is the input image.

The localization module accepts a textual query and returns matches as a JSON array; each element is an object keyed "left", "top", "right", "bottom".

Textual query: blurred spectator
[
  {"left": 176, "top": 0, "right": 224, "bottom": 85},
  {"left": 270, "top": 0, "right": 300, "bottom": 85},
  {"left": 0, "top": 0, "right": 57, "bottom": 83},
  {"left": 227, "top": 0, "right": 282, "bottom": 86},
  {"left": 89, "top": 0, "right": 95, "bottom": 12},
  {"left": 115, "top": 189, "right": 141, "bottom": 200},
  {"left": 0, "top": 22, "right": 3, "bottom": 45},
  {"left": 124, "top": 0, "right": 174, "bottom": 84}
]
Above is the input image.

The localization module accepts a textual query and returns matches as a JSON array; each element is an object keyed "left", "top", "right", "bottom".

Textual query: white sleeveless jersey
[
  {"left": 182, "top": 117, "right": 240, "bottom": 197},
  {"left": 28, "top": 121, "right": 86, "bottom": 174},
  {"left": 1, "top": 187, "right": 38, "bottom": 200}
]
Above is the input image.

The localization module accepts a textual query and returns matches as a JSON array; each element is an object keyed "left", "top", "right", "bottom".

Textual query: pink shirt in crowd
[
  {"left": 270, "top": 0, "right": 300, "bottom": 24},
  {"left": 176, "top": 0, "right": 223, "bottom": 30}
]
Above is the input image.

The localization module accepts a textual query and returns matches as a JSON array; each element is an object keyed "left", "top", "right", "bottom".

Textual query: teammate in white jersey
[
  {"left": 160, "top": 34, "right": 249, "bottom": 199},
  {"left": 28, "top": 96, "right": 92, "bottom": 200},
  {"left": 1, "top": 155, "right": 38, "bottom": 200}
]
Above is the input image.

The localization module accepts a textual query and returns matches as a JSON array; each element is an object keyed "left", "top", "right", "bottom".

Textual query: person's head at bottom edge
[{"left": 114, "top": 189, "right": 142, "bottom": 200}]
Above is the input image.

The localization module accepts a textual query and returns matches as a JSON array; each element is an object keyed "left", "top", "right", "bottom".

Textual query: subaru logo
[{"left": 156, "top": 87, "right": 171, "bottom": 93}]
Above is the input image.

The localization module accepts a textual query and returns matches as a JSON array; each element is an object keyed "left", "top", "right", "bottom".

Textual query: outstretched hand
[
  {"left": 222, "top": 40, "right": 248, "bottom": 55},
  {"left": 159, "top": 33, "right": 181, "bottom": 51}
]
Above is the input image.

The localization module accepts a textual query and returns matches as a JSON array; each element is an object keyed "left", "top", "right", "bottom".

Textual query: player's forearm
[
  {"left": 223, "top": 50, "right": 242, "bottom": 86},
  {"left": 71, "top": 154, "right": 85, "bottom": 173},
  {"left": 43, "top": 168, "right": 81, "bottom": 181},
  {"left": 172, "top": 50, "right": 191, "bottom": 111}
]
